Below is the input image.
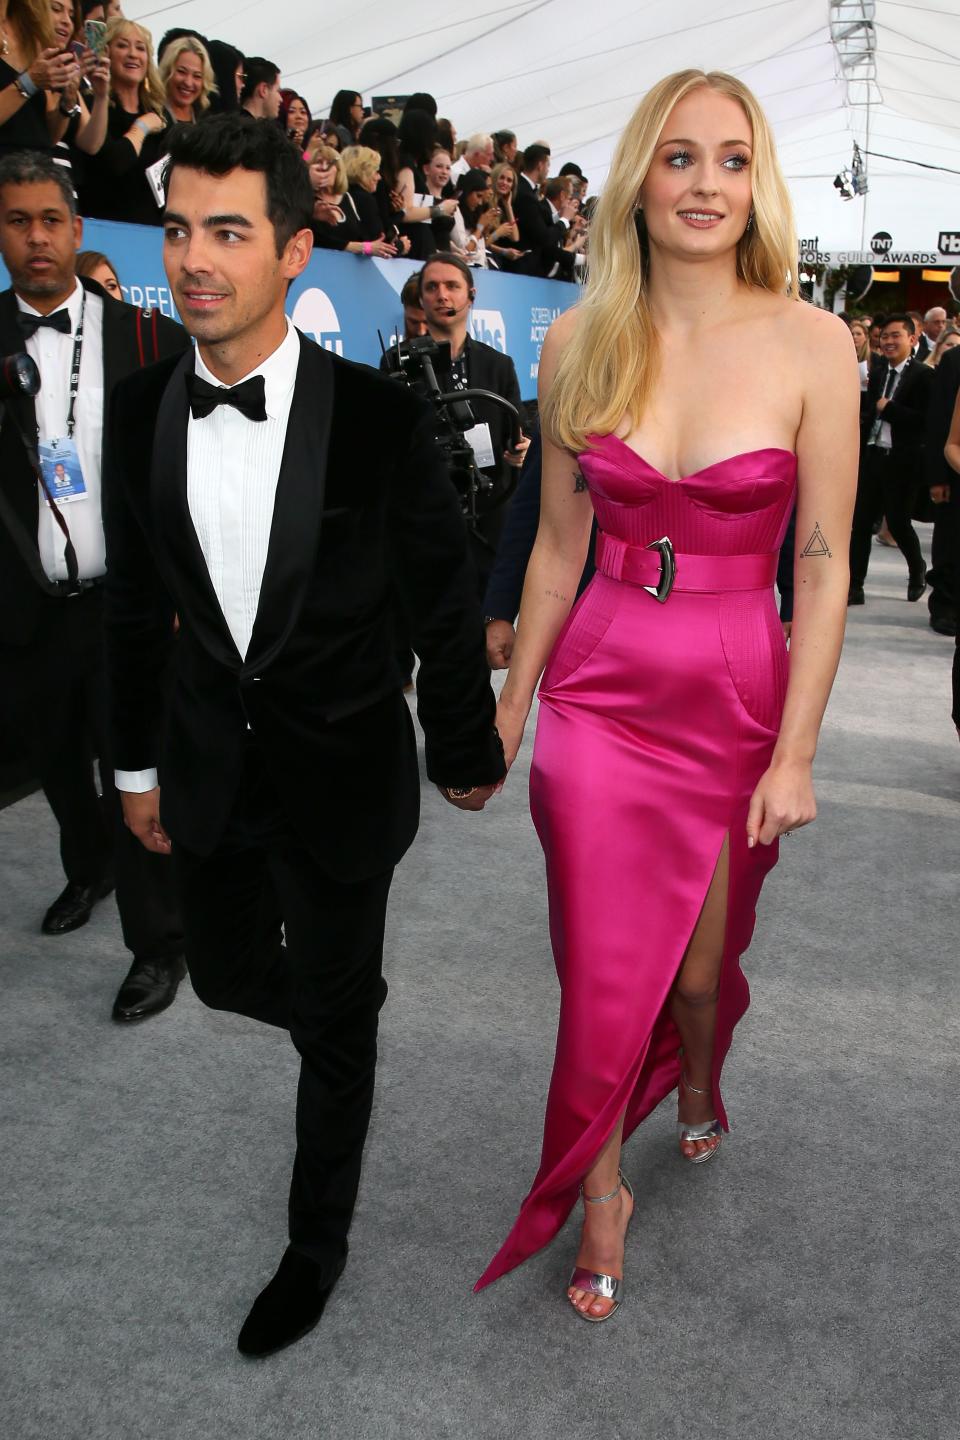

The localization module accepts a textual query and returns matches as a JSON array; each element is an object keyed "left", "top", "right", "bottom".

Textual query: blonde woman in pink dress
[{"left": 476, "top": 70, "right": 859, "bottom": 1320}]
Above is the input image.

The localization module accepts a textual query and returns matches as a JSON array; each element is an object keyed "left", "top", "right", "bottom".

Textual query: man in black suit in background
[
  {"left": 103, "top": 115, "right": 504, "bottom": 1357},
  {"left": 416, "top": 253, "right": 529, "bottom": 584},
  {"left": 514, "top": 144, "right": 578, "bottom": 280},
  {"left": 925, "top": 343, "right": 960, "bottom": 638},
  {"left": 0, "top": 151, "right": 188, "bottom": 1021},
  {"left": 849, "top": 312, "right": 933, "bottom": 605}
]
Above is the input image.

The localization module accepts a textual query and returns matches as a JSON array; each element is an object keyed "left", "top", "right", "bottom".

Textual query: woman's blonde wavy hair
[
  {"left": 341, "top": 145, "right": 381, "bottom": 189},
  {"left": 158, "top": 36, "right": 218, "bottom": 116},
  {"left": 105, "top": 17, "right": 165, "bottom": 117},
  {"left": 543, "top": 69, "right": 798, "bottom": 454}
]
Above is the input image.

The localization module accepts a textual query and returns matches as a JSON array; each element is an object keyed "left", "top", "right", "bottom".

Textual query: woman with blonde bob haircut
[
  {"left": 158, "top": 35, "right": 218, "bottom": 123},
  {"left": 477, "top": 70, "right": 859, "bottom": 1321}
]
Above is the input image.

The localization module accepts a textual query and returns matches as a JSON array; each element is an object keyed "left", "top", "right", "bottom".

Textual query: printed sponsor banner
[
  {"left": 799, "top": 233, "right": 959, "bottom": 268},
  {"left": 0, "top": 218, "right": 576, "bottom": 399}
]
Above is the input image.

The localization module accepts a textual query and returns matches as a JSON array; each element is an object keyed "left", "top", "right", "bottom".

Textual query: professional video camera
[{"left": 379, "top": 333, "right": 522, "bottom": 546}]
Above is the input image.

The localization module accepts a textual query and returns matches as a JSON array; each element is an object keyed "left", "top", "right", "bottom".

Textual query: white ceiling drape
[{"left": 126, "top": 1, "right": 960, "bottom": 257}]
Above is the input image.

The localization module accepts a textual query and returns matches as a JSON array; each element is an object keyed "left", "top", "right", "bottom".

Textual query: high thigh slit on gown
[{"left": 475, "top": 436, "right": 797, "bottom": 1291}]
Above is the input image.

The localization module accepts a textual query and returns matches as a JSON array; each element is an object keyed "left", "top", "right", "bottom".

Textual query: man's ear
[
  {"left": 282, "top": 226, "right": 314, "bottom": 281},
  {"left": 73, "top": 214, "right": 84, "bottom": 251}
]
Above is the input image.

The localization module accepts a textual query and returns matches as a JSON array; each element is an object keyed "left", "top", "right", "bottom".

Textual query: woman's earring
[{"left": 746, "top": 208, "right": 755, "bottom": 233}]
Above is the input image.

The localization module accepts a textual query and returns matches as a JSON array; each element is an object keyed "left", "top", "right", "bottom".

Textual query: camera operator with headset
[{"left": 410, "top": 253, "right": 528, "bottom": 582}]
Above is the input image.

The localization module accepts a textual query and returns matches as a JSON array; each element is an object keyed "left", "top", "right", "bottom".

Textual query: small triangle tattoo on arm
[{"left": 801, "top": 521, "right": 832, "bottom": 558}]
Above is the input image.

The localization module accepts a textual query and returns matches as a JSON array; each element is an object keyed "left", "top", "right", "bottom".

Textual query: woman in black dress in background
[{"left": 77, "top": 15, "right": 166, "bottom": 224}]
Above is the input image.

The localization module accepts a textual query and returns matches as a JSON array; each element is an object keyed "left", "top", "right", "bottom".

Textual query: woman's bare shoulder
[
  {"left": 779, "top": 296, "right": 854, "bottom": 356},
  {"left": 545, "top": 303, "right": 581, "bottom": 350}
]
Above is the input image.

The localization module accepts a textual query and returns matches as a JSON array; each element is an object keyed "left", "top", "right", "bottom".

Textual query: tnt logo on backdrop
[
  {"left": 291, "top": 288, "right": 344, "bottom": 355},
  {"left": 470, "top": 309, "right": 506, "bottom": 352}
]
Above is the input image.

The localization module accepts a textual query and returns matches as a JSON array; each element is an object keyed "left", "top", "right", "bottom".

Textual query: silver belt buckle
[{"left": 644, "top": 536, "right": 676, "bottom": 603}]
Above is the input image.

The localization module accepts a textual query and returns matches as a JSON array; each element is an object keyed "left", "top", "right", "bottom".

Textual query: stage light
[{"left": 834, "top": 169, "right": 855, "bottom": 200}]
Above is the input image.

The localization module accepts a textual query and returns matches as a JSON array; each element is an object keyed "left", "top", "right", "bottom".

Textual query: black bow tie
[
  {"left": 18, "top": 308, "right": 72, "bottom": 338},
  {"left": 185, "top": 371, "right": 268, "bottom": 423}
]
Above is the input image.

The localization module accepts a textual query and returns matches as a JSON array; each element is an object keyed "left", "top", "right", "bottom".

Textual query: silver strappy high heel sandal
[
  {"left": 567, "top": 1170, "right": 634, "bottom": 1323},
  {"left": 677, "top": 1065, "right": 723, "bottom": 1164}
]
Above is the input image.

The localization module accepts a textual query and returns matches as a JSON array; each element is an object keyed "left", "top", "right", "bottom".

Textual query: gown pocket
[
  {"left": 718, "top": 592, "right": 788, "bottom": 734},
  {"left": 540, "top": 579, "right": 619, "bottom": 692}
]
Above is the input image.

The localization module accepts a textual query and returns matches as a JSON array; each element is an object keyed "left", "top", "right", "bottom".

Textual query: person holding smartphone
[
  {"left": 75, "top": 14, "right": 166, "bottom": 224},
  {"left": 0, "top": 0, "right": 80, "bottom": 157}
]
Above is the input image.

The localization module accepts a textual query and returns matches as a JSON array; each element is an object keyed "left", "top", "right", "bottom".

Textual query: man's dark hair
[
  {"left": 400, "top": 273, "right": 422, "bottom": 309},
  {"left": 522, "top": 143, "right": 551, "bottom": 172},
  {"left": 164, "top": 113, "right": 313, "bottom": 255},
  {"left": 240, "top": 57, "right": 279, "bottom": 106},
  {"left": 0, "top": 151, "right": 77, "bottom": 216},
  {"left": 404, "top": 92, "right": 438, "bottom": 118},
  {"left": 417, "top": 252, "right": 475, "bottom": 298},
  {"left": 882, "top": 312, "right": 915, "bottom": 335},
  {"left": 559, "top": 162, "right": 584, "bottom": 179},
  {"left": 158, "top": 27, "right": 209, "bottom": 63}
]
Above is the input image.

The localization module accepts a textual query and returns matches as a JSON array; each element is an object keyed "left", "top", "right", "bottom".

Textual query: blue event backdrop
[{"left": 0, "top": 218, "right": 577, "bottom": 399}]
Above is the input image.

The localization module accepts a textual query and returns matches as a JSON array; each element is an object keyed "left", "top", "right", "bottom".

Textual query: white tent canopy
[{"left": 127, "top": 0, "right": 960, "bottom": 261}]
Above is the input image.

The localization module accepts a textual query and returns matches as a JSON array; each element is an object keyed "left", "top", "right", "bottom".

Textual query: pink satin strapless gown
[{"left": 476, "top": 436, "right": 797, "bottom": 1291}]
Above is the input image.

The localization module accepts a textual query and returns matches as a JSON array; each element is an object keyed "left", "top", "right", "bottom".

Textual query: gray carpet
[{"left": 2, "top": 530, "right": 958, "bottom": 1440}]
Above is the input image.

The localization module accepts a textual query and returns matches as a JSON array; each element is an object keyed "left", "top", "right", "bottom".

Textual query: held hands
[
  {"left": 930, "top": 483, "right": 951, "bottom": 505},
  {"left": 121, "top": 787, "right": 172, "bottom": 855},
  {"left": 486, "top": 620, "right": 516, "bottom": 669},
  {"left": 437, "top": 783, "right": 498, "bottom": 812},
  {"left": 746, "top": 758, "right": 815, "bottom": 848}
]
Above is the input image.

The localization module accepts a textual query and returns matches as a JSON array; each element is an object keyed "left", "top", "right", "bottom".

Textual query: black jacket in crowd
[
  {"left": 925, "top": 345, "right": 960, "bottom": 502},
  {"left": 102, "top": 335, "right": 505, "bottom": 881},
  {"left": 860, "top": 356, "right": 933, "bottom": 464},
  {"left": 513, "top": 175, "right": 574, "bottom": 281},
  {"left": 0, "top": 276, "right": 189, "bottom": 646}
]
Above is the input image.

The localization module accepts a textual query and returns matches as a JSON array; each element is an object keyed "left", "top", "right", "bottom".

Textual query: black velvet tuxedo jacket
[
  {"left": 860, "top": 356, "right": 933, "bottom": 464},
  {"left": 102, "top": 333, "right": 505, "bottom": 881},
  {"left": 0, "top": 277, "right": 190, "bottom": 645}
]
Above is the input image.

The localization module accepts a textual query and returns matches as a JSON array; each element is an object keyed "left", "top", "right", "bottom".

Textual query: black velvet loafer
[{"left": 237, "top": 1247, "right": 346, "bottom": 1358}]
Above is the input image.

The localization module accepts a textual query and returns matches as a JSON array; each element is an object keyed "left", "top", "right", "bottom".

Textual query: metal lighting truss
[{"left": 829, "top": 1, "right": 880, "bottom": 107}]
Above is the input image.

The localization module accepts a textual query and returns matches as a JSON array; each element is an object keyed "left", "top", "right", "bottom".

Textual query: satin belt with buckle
[{"left": 595, "top": 532, "right": 779, "bottom": 604}]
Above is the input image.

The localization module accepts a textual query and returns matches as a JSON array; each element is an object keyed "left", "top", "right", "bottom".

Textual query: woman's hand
[
  {"left": 88, "top": 55, "right": 110, "bottom": 99},
  {"left": 29, "top": 47, "right": 77, "bottom": 92},
  {"left": 495, "top": 695, "right": 529, "bottom": 773},
  {"left": 367, "top": 238, "right": 398, "bottom": 257},
  {"left": 746, "top": 757, "right": 816, "bottom": 847},
  {"left": 313, "top": 200, "right": 344, "bottom": 224}
]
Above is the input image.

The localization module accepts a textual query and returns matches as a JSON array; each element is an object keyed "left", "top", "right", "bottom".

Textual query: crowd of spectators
[{"left": 0, "top": 2, "right": 589, "bottom": 279}]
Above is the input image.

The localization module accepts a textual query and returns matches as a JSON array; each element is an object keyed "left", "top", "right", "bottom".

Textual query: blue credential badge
[{"left": 39, "top": 437, "right": 87, "bottom": 504}]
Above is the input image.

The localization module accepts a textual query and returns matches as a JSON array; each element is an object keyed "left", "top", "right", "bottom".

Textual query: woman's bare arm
[
  {"left": 944, "top": 386, "right": 960, "bottom": 476},
  {"left": 497, "top": 309, "right": 593, "bottom": 764},
  {"left": 746, "top": 307, "right": 860, "bottom": 844}
]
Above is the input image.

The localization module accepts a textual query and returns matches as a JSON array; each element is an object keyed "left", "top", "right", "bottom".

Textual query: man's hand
[
  {"left": 486, "top": 619, "right": 515, "bottom": 669},
  {"left": 875, "top": 396, "right": 889, "bottom": 414},
  {"left": 505, "top": 432, "right": 530, "bottom": 468},
  {"left": 931, "top": 483, "right": 951, "bottom": 504},
  {"left": 437, "top": 783, "right": 498, "bottom": 811},
  {"left": 121, "top": 787, "right": 172, "bottom": 854}
]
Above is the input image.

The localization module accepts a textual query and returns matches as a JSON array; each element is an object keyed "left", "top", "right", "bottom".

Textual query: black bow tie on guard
[
  {"left": 17, "top": 308, "right": 72, "bottom": 338},
  {"left": 185, "top": 371, "right": 268, "bottom": 423}
]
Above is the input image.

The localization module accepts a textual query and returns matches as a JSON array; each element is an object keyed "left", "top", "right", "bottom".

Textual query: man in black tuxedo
[
  {"left": 925, "top": 343, "right": 960, "bottom": 639},
  {"left": 513, "top": 144, "right": 577, "bottom": 280},
  {"left": 849, "top": 312, "right": 933, "bottom": 605},
  {"left": 103, "top": 115, "right": 504, "bottom": 1357},
  {"left": 0, "top": 151, "right": 187, "bottom": 1021}
]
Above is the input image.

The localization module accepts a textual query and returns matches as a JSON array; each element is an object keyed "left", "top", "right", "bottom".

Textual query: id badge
[
  {"left": 463, "top": 422, "right": 496, "bottom": 468},
  {"left": 39, "top": 437, "right": 87, "bottom": 504},
  {"left": 145, "top": 155, "right": 167, "bottom": 208}
]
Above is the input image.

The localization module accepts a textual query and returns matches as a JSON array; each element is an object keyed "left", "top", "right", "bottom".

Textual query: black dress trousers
[
  {"left": 0, "top": 585, "right": 182, "bottom": 960},
  {"left": 173, "top": 738, "right": 394, "bottom": 1279},
  {"left": 849, "top": 445, "right": 926, "bottom": 589}
]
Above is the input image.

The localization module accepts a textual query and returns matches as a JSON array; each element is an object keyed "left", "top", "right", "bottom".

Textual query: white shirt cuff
[{"left": 115, "top": 768, "right": 159, "bottom": 792}]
